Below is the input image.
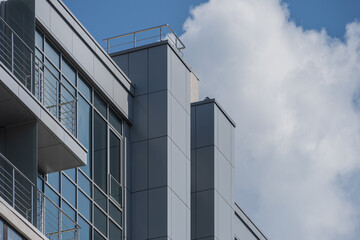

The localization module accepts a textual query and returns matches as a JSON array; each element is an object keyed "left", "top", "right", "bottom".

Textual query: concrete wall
[
  {"left": 112, "top": 41, "right": 191, "bottom": 240},
  {"left": 35, "top": 0, "right": 134, "bottom": 120},
  {"left": 191, "top": 99, "right": 235, "bottom": 240}
]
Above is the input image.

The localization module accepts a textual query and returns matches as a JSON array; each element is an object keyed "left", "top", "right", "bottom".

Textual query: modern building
[{"left": 0, "top": 0, "right": 267, "bottom": 240}]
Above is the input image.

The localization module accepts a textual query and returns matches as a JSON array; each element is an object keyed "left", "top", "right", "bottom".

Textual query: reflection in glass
[
  {"left": 78, "top": 96, "right": 91, "bottom": 177},
  {"left": 62, "top": 58, "right": 76, "bottom": 85},
  {"left": 78, "top": 170, "right": 91, "bottom": 197},
  {"left": 0, "top": 218, "right": 3, "bottom": 239},
  {"left": 78, "top": 190, "right": 91, "bottom": 221},
  {"left": 35, "top": 29, "right": 43, "bottom": 50},
  {"left": 109, "top": 202, "right": 122, "bottom": 226},
  {"left": 64, "top": 168, "right": 76, "bottom": 182},
  {"left": 44, "top": 39, "right": 60, "bottom": 67},
  {"left": 78, "top": 76, "right": 91, "bottom": 101},
  {"left": 94, "top": 92, "right": 107, "bottom": 118},
  {"left": 94, "top": 230, "right": 106, "bottom": 240},
  {"left": 94, "top": 206, "right": 107, "bottom": 236},
  {"left": 8, "top": 226, "right": 22, "bottom": 240},
  {"left": 62, "top": 174, "right": 76, "bottom": 207},
  {"left": 109, "top": 109, "right": 122, "bottom": 135},
  {"left": 110, "top": 131, "right": 120, "bottom": 182},
  {"left": 47, "top": 172, "right": 59, "bottom": 192},
  {"left": 78, "top": 216, "right": 91, "bottom": 240},
  {"left": 62, "top": 200, "right": 76, "bottom": 229},
  {"left": 94, "top": 112, "right": 107, "bottom": 192},
  {"left": 94, "top": 187, "right": 107, "bottom": 212},
  {"left": 45, "top": 184, "right": 59, "bottom": 206},
  {"left": 109, "top": 220, "right": 122, "bottom": 240}
]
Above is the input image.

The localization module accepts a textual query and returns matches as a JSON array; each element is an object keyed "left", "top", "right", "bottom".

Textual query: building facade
[{"left": 0, "top": 0, "right": 267, "bottom": 240}]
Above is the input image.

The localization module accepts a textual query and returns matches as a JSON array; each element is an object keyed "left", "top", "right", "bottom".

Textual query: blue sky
[{"left": 63, "top": 0, "right": 360, "bottom": 43}]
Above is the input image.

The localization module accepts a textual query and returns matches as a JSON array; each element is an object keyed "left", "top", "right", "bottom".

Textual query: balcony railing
[
  {"left": 0, "top": 153, "right": 80, "bottom": 240},
  {"left": 103, "top": 24, "right": 185, "bottom": 54},
  {"left": 0, "top": 17, "right": 77, "bottom": 135}
]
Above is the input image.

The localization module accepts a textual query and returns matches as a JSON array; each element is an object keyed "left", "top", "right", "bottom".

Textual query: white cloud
[{"left": 182, "top": 0, "right": 360, "bottom": 239}]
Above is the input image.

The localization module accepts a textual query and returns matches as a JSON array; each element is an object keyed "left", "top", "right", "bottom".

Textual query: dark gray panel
[
  {"left": 131, "top": 95, "right": 148, "bottom": 142},
  {"left": 132, "top": 191, "right": 148, "bottom": 240},
  {"left": 195, "top": 146, "right": 215, "bottom": 192},
  {"left": 129, "top": 49, "right": 148, "bottom": 96},
  {"left": 149, "top": 45, "right": 168, "bottom": 93},
  {"left": 131, "top": 140, "right": 148, "bottom": 192},
  {"left": 0, "top": 127, "right": 4, "bottom": 154},
  {"left": 112, "top": 54, "right": 129, "bottom": 76},
  {"left": 148, "top": 136, "right": 168, "bottom": 189},
  {"left": 149, "top": 187, "right": 168, "bottom": 238},
  {"left": 148, "top": 91, "right": 168, "bottom": 139},
  {"left": 191, "top": 106, "right": 196, "bottom": 150},
  {"left": 195, "top": 104, "right": 215, "bottom": 148},
  {"left": 195, "top": 190, "right": 214, "bottom": 239}
]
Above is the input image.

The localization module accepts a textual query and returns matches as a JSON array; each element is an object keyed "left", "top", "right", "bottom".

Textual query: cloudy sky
[{"left": 65, "top": 0, "right": 360, "bottom": 239}]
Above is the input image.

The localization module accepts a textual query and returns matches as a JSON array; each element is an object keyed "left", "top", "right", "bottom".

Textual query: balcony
[{"left": 0, "top": 152, "right": 80, "bottom": 240}]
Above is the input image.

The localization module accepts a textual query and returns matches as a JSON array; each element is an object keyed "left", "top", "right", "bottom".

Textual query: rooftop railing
[
  {"left": 0, "top": 17, "right": 77, "bottom": 136},
  {"left": 103, "top": 24, "right": 185, "bottom": 54},
  {"left": 0, "top": 153, "right": 80, "bottom": 240}
]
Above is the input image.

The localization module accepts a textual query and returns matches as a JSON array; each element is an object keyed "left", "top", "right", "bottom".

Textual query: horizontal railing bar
[
  {"left": 103, "top": 24, "right": 169, "bottom": 41},
  {"left": 0, "top": 153, "right": 34, "bottom": 187},
  {"left": 0, "top": 17, "right": 33, "bottom": 52}
]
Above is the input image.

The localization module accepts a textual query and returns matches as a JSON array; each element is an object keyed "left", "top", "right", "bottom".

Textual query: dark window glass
[
  {"left": 35, "top": 29, "right": 43, "bottom": 50},
  {"left": 110, "top": 131, "right": 120, "bottom": 182},
  {"left": 35, "top": 48, "right": 43, "bottom": 61},
  {"left": 78, "top": 96, "right": 91, "bottom": 177},
  {"left": 78, "top": 190, "right": 91, "bottom": 221},
  {"left": 47, "top": 172, "right": 59, "bottom": 192},
  {"left": 37, "top": 176, "right": 44, "bottom": 192},
  {"left": 94, "top": 112, "right": 107, "bottom": 192},
  {"left": 8, "top": 226, "right": 22, "bottom": 240},
  {"left": 45, "top": 39, "right": 60, "bottom": 67},
  {"left": 109, "top": 109, "right": 122, "bottom": 135},
  {"left": 62, "top": 58, "right": 76, "bottom": 86},
  {"left": 78, "top": 170, "right": 91, "bottom": 197},
  {"left": 94, "top": 187, "right": 107, "bottom": 212},
  {"left": 94, "top": 92, "right": 107, "bottom": 118},
  {"left": 45, "top": 184, "right": 59, "bottom": 206},
  {"left": 94, "top": 206, "right": 107, "bottom": 236},
  {"left": 45, "top": 58, "right": 60, "bottom": 78},
  {"left": 62, "top": 174, "right": 76, "bottom": 207},
  {"left": 109, "top": 220, "right": 122, "bottom": 240},
  {"left": 62, "top": 200, "right": 76, "bottom": 229},
  {"left": 109, "top": 202, "right": 122, "bottom": 226},
  {"left": 94, "top": 230, "right": 106, "bottom": 240},
  {"left": 78, "top": 76, "right": 91, "bottom": 101},
  {"left": 78, "top": 216, "right": 91, "bottom": 240},
  {"left": 64, "top": 169, "right": 76, "bottom": 182}
]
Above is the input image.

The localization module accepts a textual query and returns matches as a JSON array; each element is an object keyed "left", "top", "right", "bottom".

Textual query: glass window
[
  {"left": 37, "top": 176, "right": 44, "bottom": 192},
  {"left": 35, "top": 48, "right": 43, "bottom": 61},
  {"left": 47, "top": 172, "right": 59, "bottom": 192},
  {"left": 109, "top": 202, "right": 122, "bottom": 226},
  {"left": 78, "top": 216, "right": 91, "bottom": 240},
  {"left": 94, "top": 187, "right": 107, "bottom": 212},
  {"left": 78, "top": 76, "right": 91, "bottom": 101},
  {"left": 35, "top": 29, "right": 43, "bottom": 50},
  {"left": 62, "top": 200, "right": 76, "bottom": 229},
  {"left": 94, "top": 230, "right": 106, "bottom": 240},
  {"left": 78, "top": 170, "right": 91, "bottom": 197},
  {"left": 62, "top": 58, "right": 76, "bottom": 86},
  {"left": 78, "top": 96, "right": 92, "bottom": 177},
  {"left": 45, "top": 39, "right": 60, "bottom": 67},
  {"left": 78, "top": 190, "right": 91, "bottom": 221},
  {"left": 8, "top": 226, "right": 22, "bottom": 240},
  {"left": 94, "top": 206, "right": 107, "bottom": 236},
  {"left": 62, "top": 174, "right": 76, "bottom": 207},
  {"left": 109, "top": 220, "right": 122, "bottom": 240},
  {"left": 0, "top": 218, "right": 3, "bottom": 240},
  {"left": 94, "top": 92, "right": 107, "bottom": 118},
  {"left": 64, "top": 169, "right": 76, "bottom": 182},
  {"left": 45, "top": 184, "right": 59, "bottom": 206},
  {"left": 110, "top": 131, "right": 120, "bottom": 183},
  {"left": 60, "top": 79, "right": 76, "bottom": 134},
  {"left": 109, "top": 109, "right": 122, "bottom": 135},
  {"left": 94, "top": 112, "right": 107, "bottom": 192}
]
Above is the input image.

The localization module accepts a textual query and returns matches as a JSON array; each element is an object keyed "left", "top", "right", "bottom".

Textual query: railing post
[
  {"left": 107, "top": 40, "right": 110, "bottom": 54},
  {"left": 41, "top": 194, "right": 45, "bottom": 234},
  {"left": 160, "top": 27, "right": 162, "bottom": 41},
  {"left": 133, "top": 33, "right": 136, "bottom": 48},
  {"left": 59, "top": 208, "right": 62, "bottom": 240},
  {"left": 11, "top": 31, "right": 14, "bottom": 73},
  {"left": 31, "top": 185, "right": 34, "bottom": 224},
  {"left": 30, "top": 52, "right": 33, "bottom": 94},
  {"left": 12, "top": 168, "right": 15, "bottom": 208}
]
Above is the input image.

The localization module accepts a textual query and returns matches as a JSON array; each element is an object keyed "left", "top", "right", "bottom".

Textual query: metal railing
[
  {"left": 103, "top": 24, "right": 185, "bottom": 54},
  {"left": 0, "top": 153, "right": 80, "bottom": 240},
  {"left": 0, "top": 16, "right": 77, "bottom": 136}
]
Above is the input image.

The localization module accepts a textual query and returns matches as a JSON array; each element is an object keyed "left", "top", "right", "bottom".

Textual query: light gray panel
[
  {"left": 50, "top": 8, "right": 73, "bottom": 52},
  {"left": 129, "top": 49, "right": 148, "bottom": 96},
  {"left": 171, "top": 192, "right": 188, "bottom": 240},
  {"left": 171, "top": 142, "right": 187, "bottom": 204},
  {"left": 195, "top": 104, "right": 214, "bottom": 148},
  {"left": 73, "top": 34, "right": 94, "bottom": 76},
  {"left": 216, "top": 107, "right": 232, "bottom": 162},
  {"left": 149, "top": 187, "right": 168, "bottom": 239},
  {"left": 195, "top": 190, "right": 214, "bottom": 239},
  {"left": 114, "top": 82, "right": 131, "bottom": 118},
  {"left": 131, "top": 141, "right": 148, "bottom": 192},
  {"left": 112, "top": 54, "right": 129, "bottom": 77},
  {"left": 233, "top": 214, "right": 259, "bottom": 240},
  {"left": 149, "top": 45, "right": 168, "bottom": 93},
  {"left": 171, "top": 96, "right": 187, "bottom": 154},
  {"left": 148, "top": 136, "right": 168, "bottom": 189},
  {"left": 35, "top": 0, "right": 50, "bottom": 28},
  {"left": 217, "top": 195, "right": 233, "bottom": 240},
  {"left": 170, "top": 50, "right": 188, "bottom": 111},
  {"left": 196, "top": 146, "right": 214, "bottom": 192},
  {"left": 132, "top": 191, "right": 148, "bottom": 240},
  {"left": 94, "top": 58, "right": 115, "bottom": 98},
  {"left": 131, "top": 95, "right": 148, "bottom": 142},
  {"left": 216, "top": 149, "right": 233, "bottom": 205},
  {"left": 148, "top": 91, "right": 168, "bottom": 139}
]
